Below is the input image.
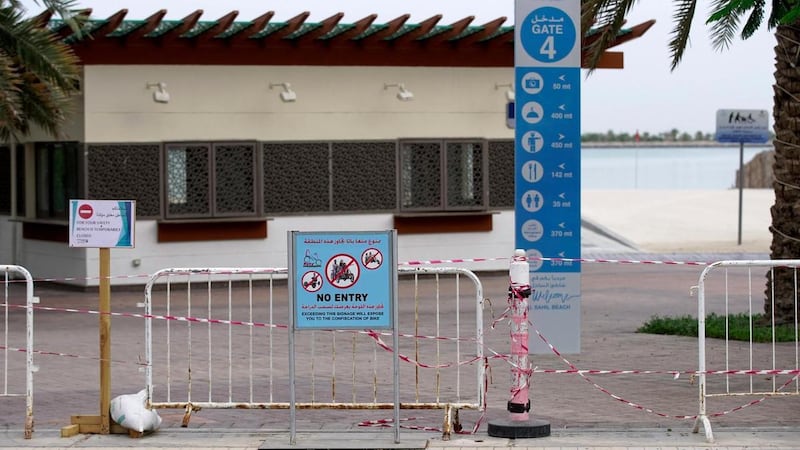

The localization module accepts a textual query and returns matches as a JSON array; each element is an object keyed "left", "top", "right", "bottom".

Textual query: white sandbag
[{"left": 109, "top": 389, "right": 162, "bottom": 433}]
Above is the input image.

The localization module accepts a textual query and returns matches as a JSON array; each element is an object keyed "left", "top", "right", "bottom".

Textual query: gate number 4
[{"left": 540, "top": 36, "right": 556, "bottom": 60}]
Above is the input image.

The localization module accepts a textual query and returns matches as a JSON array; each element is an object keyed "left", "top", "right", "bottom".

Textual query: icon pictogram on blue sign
[
  {"left": 521, "top": 7, "right": 577, "bottom": 64},
  {"left": 521, "top": 72, "right": 544, "bottom": 94},
  {"left": 522, "top": 131, "right": 544, "bottom": 153},
  {"left": 522, "top": 190, "right": 544, "bottom": 212},
  {"left": 522, "top": 101, "right": 544, "bottom": 124},
  {"left": 521, "top": 160, "right": 544, "bottom": 183}
]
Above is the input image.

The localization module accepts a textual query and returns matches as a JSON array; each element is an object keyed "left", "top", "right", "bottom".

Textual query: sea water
[{"left": 581, "top": 146, "right": 770, "bottom": 189}]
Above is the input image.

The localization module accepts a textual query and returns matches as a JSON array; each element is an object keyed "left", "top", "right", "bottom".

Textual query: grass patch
[{"left": 637, "top": 313, "right": 797, "bottom": 342}]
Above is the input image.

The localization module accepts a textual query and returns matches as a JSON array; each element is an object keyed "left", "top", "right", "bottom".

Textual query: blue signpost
[{"left": 515, "top": 0, "right": 581, "bottom": 354}]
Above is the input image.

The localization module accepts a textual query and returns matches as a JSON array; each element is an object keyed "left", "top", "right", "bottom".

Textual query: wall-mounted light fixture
[
  {"left": 384, "top": 83, "right": 414, "bottom": 101},
  {"left": 146, "top": 82, "right": 170, "bottom": 103},
  {"left": 269, "top": 82, "right": 297, "bottom": 102},
  {"left": 495, "top": 82, "right": 515, "bottom": 102}
]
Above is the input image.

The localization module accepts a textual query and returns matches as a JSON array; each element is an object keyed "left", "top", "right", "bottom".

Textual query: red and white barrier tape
[
  {"left": 527, "top": 318, "right": 800, "bottom": 419},
  {"left": 0, "top": 344, "right": 145, "bottom": 366},
  {"left": 399, "top": 256, "right": 712, "bottom": 267},
  {"left": 2, "top": 255, "right": 737, "bottom": 285},
  {"left": 9, "top": 301, "right": 797, "bottom": 380},
  {"left": 358, "top": 415, "right": 484, "bottom": 435},
  {"left": 4, "top": 291, "right": 799, "bottom": 423}
]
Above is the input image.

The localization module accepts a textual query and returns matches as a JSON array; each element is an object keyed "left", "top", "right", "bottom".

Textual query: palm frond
[
  {"left": 582, "top": 0, "right": 639, "bottom": 72},
  {"left": 707, "top": 0, "right": 744, "bottom": 51},
  {"left": 668, "top": 0, "right": 697, "bottom": 70},
  {"left": 741, "top": 0, "right": 765, "bottom": 39},
  {"left": 0, "top": 1, "right": 80, "bottom": 139},
  {"left": 775, "top": 2, "right": 800, "bottom": 25},
  {"left": 0, "top": 51, "right": 24, "bottom": 141}
]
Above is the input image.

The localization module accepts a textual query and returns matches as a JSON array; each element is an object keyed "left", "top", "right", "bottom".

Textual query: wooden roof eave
[
  {"left": 197, "top": 10, "right": 239, "bottom": 39},
  {"left": 450, "top": 17, "right": 507, "bottom": 46},
  {"left": 121, "top": 9, "right": 168, "bottom": 40},
  {"left": 353, "top": 14, "right": 410, "bottom": 44},
  {"left": 579, "top": 20, "right": 656, "bottom": 69},
  {"left": 221, "top": 11, "right": 274, "bottom": 42},
  {"left": 386, "top": 15, "right": 441, "bottom": 43},
  {"left": 31, "top": 9, "right": 54, "bottom": 28},
  {"left": 149, "top": 9, "right": 203, "bottom": 40},
  {"left": 418, "top": 16, "right": 474, "bottom": 45},
  {"left": 322, "top": 14, "right": 377, "bottom": 41},
  {"left": 290, "top": 12, "right": 344, "bottom": 43},
  {"left": 604, "top": 19, "right": 655, "bottom": 49},
  {"left": 54, "top": 8, "right": 92, "bottom": 39},
  {"left": 88, "top": 9, "right": 128, "bottom": 37},
  {"left": 260, "top": 11, "right": 310, "bottom": 41}
]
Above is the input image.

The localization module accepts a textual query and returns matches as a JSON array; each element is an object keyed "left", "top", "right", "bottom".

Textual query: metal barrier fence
[
  {"left": 143, "top": 266, "right": 485, "bottom": 437},
  {"left": 1, "top": 265, "right": 35, "bottom": 439},
  {"left": 693, "top": 260, "right": 800, "bottom": 443}
]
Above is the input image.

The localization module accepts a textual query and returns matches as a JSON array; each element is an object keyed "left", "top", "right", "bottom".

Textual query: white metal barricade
[
  {"left": 1, "top": 265, "right": 36, "bottom": 439},
  {"left": 693, "top": 260, "right": 800, "bottom": 443},
  {"left": 143, "top": 266, "right": 485, "bottom": 437}
]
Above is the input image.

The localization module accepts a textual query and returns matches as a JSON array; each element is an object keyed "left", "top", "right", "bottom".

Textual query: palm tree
[
  {"left": 0, "top": 0, "right": 82, "bottom": 141},
  {"left": 582, "top": 0, "right": 799, "bottom": 325}
]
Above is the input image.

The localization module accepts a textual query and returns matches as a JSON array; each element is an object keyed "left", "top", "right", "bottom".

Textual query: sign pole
[
  {"left": 99, "top": 247, "right": 111, "bottom": 434},
  {"left": 737, "top": 141, "right": 744, "bottom": 245}
]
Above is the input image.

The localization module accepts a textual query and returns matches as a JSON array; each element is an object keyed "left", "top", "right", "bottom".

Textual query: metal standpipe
[{"left": 488, "top": 249, "right": 551, "bottom": 438}]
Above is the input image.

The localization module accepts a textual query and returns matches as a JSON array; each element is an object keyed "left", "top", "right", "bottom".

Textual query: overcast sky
[{"left": 25, "top": 1, "right": 776, "bottom": 134}]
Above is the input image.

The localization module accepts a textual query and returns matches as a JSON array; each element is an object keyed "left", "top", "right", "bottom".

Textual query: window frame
[
  {"left": 398, "top": 138, "right": 489, "bottom": 213},
  {"left": 34, "top": 141, "right": 81, "bottom": 220},
  {"left": 163, "top": 141, "right": 260, "bottom": 220}
]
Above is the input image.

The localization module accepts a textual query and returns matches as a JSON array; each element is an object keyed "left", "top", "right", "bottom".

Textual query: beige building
[{"left": 0, "top": 9, "right": 650, "bottom": 286}]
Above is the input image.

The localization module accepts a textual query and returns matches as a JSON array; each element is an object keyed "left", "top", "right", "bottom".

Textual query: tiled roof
[{"left": 39, "top": 9, "right": 654, "bottom": 68}]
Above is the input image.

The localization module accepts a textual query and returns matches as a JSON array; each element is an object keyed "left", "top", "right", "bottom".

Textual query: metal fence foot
[{"left": 441, "top": 404, "right": 452, "bottom": 441}]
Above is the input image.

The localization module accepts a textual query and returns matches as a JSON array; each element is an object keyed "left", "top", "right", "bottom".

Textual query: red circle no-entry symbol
[{"left": 78, "top": 204, "right": 93, "bottom": 219}]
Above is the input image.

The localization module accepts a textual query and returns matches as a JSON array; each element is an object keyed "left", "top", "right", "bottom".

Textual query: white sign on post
[
  {"left": 69, "top": 200, "right": 135, "bottom": 248},
  {"left": 715, "top": 109, "right": 770, "bottom": 143}
]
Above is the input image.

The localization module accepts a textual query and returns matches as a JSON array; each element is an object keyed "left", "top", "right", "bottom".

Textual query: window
[
  {"left": 488, "top": 140, "right": 514, "bottom": 208},
  {"left": 87, "top": 144, "right": 161, "bottom": 217},
  {"left": 399, "top": 140, "right": 487, "bottom": 212},
  {"left": 263, "top": 141, "right": 397, "bottom": 215},
  {"left": 165, "top": 142, "right": 257, "bottom": 219},
  {"left": 0, "top": 145, "right": 24, "bottom": 215},
  {"left": 35, "top": 142, "right": 79, "bottom": 219}
]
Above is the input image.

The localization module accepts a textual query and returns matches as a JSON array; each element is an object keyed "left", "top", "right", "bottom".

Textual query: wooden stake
[{"left": 99, "top": 248, "right": 111, "bottom": 434}]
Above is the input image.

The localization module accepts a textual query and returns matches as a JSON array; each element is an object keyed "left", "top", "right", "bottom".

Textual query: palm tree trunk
[{"left": 767, "top": 23, "right": 800, "bottom": 325}]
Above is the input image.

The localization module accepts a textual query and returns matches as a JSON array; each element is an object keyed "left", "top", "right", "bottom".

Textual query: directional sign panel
[{"left": 515, "top": 0, "right": 581, "bottom": 354}]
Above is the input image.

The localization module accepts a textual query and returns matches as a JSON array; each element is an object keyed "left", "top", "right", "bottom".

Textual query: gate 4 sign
[
  {"left": 521, "top": 6, "right": 577, "bottom": 64},
  {"left": 515, "top": 0, "right": 580, "bottom": 68},
  {"left": 289, "top": 230, "right": 397, "bottom": 330},
  {"left": 515, "top": 0, "right": 582, "bottom": 354}
]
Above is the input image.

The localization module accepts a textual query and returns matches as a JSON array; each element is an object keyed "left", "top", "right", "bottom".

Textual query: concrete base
[{"left": 487, "top": 418, "right": 551, "bottom": 439}]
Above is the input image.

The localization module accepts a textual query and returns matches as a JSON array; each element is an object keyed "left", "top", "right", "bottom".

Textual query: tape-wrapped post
[{"left": 488, "top": 249, "right": 550, "bottom": 438}]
